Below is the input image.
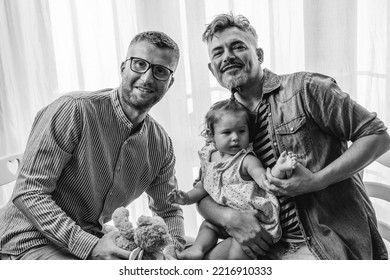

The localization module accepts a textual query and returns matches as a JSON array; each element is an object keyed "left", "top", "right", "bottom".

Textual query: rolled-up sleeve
[{"left": 303, "top": 73, "right": 387, "bottom": 141}]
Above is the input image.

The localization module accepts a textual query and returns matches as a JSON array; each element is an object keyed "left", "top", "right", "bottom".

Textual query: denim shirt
[{"left": 260, "top": 69, "right": 388, "bottom": 259}]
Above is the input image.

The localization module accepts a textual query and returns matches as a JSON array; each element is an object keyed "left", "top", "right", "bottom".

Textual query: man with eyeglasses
[{"left": 0, "top": 31, "right": 185, "bottom": 260}]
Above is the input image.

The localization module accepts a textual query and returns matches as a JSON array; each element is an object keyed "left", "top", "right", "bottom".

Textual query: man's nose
[
  {"left": 140, "top": 68, "right": 155, "bottom": 82},
  {"left": 223, "top": 50, "right": 235, "bottom": 63}
]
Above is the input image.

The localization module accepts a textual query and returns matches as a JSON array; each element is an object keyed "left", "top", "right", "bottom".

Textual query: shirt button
[
  {"left": 273, "top": 142, "right": 277, "bottom": 146},
  {"left": 290, "top": 127, "right": 294, "bottom": 131},
  {"left": 268, "top": 112, "right": 272, "bottom": 116}
]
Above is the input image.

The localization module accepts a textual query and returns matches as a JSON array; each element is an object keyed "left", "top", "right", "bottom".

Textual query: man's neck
[
  {"left": 122, "top": 106, "right": 147, "bottom": 132},
  {"left": 118, "top": 89, "right": 148, "bottom": 129},
  {"left": 235, "top": 79, "right": 264, "bottom": 111},
  {"left": 233, "top": 69, "right": 265, "bottom": 111},
  {"left": 124, "top": 105, "right": 146, "bottom": 123}
]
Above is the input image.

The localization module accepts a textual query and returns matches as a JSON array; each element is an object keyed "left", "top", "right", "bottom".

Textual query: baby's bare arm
[
  {"left": 187, "top": 182, "right": 209, "bottom": 204},
  {"left": 242, "top": 154, "right": 269, "bottom": 189},
  {"left": 167, "top": 182, "right": 208, "bottom": 205}
]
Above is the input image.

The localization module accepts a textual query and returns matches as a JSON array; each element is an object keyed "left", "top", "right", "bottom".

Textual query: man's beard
[
  {"left": 122, "top": 89, "right": 162, "bottom": 111},
  {"left": 227, "top": 75, "right": 249, "bottom": 92}
]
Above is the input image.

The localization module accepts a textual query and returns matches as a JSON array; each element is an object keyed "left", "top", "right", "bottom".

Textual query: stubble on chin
[
  {"left": 123, "top": 90, "right": 163, "bottom": 111},
  {"left": 226, "top": 75, "right": 249, "bottom": 91}
]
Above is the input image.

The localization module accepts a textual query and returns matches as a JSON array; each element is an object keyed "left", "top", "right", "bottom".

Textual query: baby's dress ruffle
[{"left": 198, "top": 143, "right": 254, "bottom": 172}]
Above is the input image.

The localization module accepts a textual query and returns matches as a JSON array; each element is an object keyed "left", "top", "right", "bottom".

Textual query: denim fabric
[
  {"left": 258, "top": 69, "right": 388, "bottom": 259},
  {"left": 265, "top": 241, "right": 317, "bottom": 260}
]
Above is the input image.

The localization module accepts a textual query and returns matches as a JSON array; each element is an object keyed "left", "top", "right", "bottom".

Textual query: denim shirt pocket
[{"left": 274, "top": 115, "right": 313, "bottom": 162}]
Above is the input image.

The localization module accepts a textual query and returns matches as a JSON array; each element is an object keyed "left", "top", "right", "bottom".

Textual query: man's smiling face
[
  {"left": 119, "top": 41, "right": 177, "bottom": 111},
  {"left": 207, "top": 27, "right": 262, "bottom": 91}
]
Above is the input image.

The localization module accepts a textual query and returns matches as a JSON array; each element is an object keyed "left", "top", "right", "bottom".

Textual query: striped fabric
[
  {"left": 250, "top": 101, "right": 304, "bottom": 243},
  {"left": 0, "top": 89, "right": 185, "bottom": 259}
]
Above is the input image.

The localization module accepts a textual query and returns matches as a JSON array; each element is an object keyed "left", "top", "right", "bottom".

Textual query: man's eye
[
  {"left": 135, "top": 61, "right": 147, "bottom": 68},
  {"left": 155, "top": 67, "right": 165, "bottom": 74},
  {"left": 233, "top": 45, "right": 246, "bottom": 51}
]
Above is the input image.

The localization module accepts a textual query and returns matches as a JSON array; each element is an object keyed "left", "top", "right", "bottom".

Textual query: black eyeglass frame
[{"left": 124, "top": 57, "right": 174, "bottom": 81}]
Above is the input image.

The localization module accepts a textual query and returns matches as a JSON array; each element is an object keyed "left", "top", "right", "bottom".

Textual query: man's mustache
[{"left": 221, "top": 58, "right": 244, "bottom": 72}]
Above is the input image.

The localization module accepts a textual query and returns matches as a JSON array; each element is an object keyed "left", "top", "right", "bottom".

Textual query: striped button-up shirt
[{"left": 0, "top": 89, "right": 185, "bottom": 259}]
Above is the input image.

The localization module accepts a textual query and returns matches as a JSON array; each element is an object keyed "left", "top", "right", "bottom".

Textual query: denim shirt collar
[{"left": 262, "top": 68, "right": 281, "bottom": 96}]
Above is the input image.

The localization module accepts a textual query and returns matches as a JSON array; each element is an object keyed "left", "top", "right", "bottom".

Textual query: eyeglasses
[{"left": 124, "top": 57, "right": 174, "bottom": 81}]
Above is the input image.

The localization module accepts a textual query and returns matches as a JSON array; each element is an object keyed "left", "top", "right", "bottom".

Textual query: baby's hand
[{"left": 167, "top": 189, "right": 189, "bottom": 206}]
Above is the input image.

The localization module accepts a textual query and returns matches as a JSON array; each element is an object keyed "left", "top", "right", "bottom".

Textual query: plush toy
[
  {"left": 111, "top": 207, "right": 176, "bottom": 260},
  {"left": 112, "top": 207, "right": 137, "bottom": 252}
]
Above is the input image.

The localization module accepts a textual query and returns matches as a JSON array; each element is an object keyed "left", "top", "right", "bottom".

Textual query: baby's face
[{"left": 213, "top": 111, "right": 250, "bottom": 156}]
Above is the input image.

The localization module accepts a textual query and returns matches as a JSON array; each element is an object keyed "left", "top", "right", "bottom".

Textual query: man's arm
[
  {"left": 146, "top": 137, "right": 186, "bottom": 251},
  {"left": 197, "top": 188, "right": 273, "bottom": 259},
  {"left": 266, "top": 74, "right": 390, "bottom": 196},
  {"left": 12, "top": 97, "right": 105, "bottom": 259},
  {"left": 266, "top": 132, "right": 390, "bottom": 196}
]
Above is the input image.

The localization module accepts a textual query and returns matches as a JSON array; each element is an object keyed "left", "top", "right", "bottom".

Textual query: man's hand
[
  {"left": 88, "top": 231, "right": 130, "bottom": 260},
  {"left": 266, "top": 162, "right": 324, "bottom": 197},
  {"left": 224, "top": 209, "right": 273, "bottom": 259}
]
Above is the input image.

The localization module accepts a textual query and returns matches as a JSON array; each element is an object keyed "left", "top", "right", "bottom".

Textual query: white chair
[
  {"left": 0, "top": 153, "right": 23, "bottom": 207},
  {"left": 364, "top": 151, "right": 390, "bottom": 252}
]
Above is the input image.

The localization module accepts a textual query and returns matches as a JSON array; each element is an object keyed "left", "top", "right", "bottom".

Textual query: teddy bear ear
[{"left": 137, "top": 215, "right": 157, "bottom": 227}]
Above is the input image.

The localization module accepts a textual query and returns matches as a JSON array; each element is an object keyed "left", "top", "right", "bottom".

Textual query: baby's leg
[
  {"left": 227, "top": 238, "right": 252, "bottom": 260},
  {"left": 271, "top": 151, "right": 297, "bottom": 178},
  {"left": 178, "top": 220, "right": 219, "bottom": 260}
]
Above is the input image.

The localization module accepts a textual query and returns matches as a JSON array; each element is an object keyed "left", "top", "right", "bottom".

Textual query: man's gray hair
[{"left": 202, "top": 13, "right": 258, "bottom": 45}]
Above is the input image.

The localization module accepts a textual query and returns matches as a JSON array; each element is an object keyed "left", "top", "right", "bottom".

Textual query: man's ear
[
  {"left": 208, "top": 63, "right": 216, "bottom": 77},
  {"left": 120, "top": 61, "right": 126, "bottom": 74},
  {"left": 256, "top": 48, "right": 264, "bottom": 63}
]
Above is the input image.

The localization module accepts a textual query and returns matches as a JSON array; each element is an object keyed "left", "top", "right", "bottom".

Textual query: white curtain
[{"left": 1, "top": 0, "right": 389, "bottom": 235}]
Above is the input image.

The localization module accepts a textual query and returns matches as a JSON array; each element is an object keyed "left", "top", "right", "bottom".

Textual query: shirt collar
[{"left": 262, "top": 68, "right": 281, "bottom": 96}]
